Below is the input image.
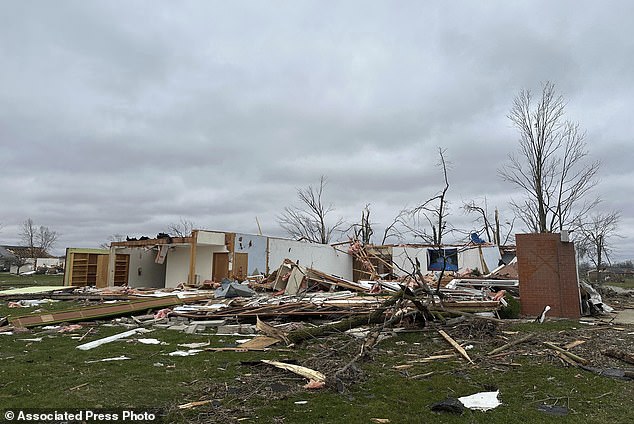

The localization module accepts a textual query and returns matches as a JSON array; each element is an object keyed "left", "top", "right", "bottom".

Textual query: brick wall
[{"left": 516, "top": 233, "right": 581, "bottom": 318}]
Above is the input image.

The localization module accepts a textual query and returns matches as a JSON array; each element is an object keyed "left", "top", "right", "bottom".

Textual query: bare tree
[
  {"left": 20, "top": 218, "right": 58, "bottom": 267},
  {"left": 576, "top": 211, "right": 620, "bottom": 282},
  {"left": 100, "top": 234, "right": 125, "bottom": 249},
  {"left": 500, "top": 82, "right": 600, "bottom": 233},
  {"left": 400, "top": 148, "right": 451, "bottom": 245},
  {"left": 346, "top": 204, "right": 374, "bottom": 244},
  {"left": 167, "top": 218, "right": 196, "bottom": 238},
  {"left": 463, "top": 199, "right": 515, "bottom": 245},
  {"left": 381, "top": 208, "right": 407, "bottom": 245},
  {"left": 278, "top": 176, "right": 344, "bottom": 244}
]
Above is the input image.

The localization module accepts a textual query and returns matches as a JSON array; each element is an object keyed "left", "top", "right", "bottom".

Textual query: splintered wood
[{"left": 437, "top": 330, "right": 474, "bottom": 364}]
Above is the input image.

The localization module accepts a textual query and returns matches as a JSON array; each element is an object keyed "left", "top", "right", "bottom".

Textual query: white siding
[{"left": 267, "top": 238, "right": 352, "bottom": 280}]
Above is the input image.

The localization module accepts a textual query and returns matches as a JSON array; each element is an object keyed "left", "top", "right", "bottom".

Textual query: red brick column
[{"left": 516, "top": 233, "right": 581, "bottom": 318}]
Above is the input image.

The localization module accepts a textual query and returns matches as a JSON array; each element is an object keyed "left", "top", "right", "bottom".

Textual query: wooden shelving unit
[
  {"left": 64, "top": 248, "right": 129, "bottom": 287},
  {"left": 113, "top": 254, "right": 129, "bottom": 286}
]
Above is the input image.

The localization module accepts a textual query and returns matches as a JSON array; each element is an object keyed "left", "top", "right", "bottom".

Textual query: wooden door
[
  {"left": 96, "top": 255, "right": 109, "bottom": 288},
  {"left": 213, "top": 252, "right": 229, "bottom": 282},
  {"left": 233, "top": 252, "right": 248, "bottom": 282}
]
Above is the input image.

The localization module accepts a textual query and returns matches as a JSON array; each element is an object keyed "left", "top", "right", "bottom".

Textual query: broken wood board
[
  {"left": 261, "top": 359, "right": 326, "bottom": 382},
  {"left": 238, "top": 336, "right": 280, "bottom": 350},
  {"left": 256, "top": 316, "right": 289, "bottom": 343},
  {"left": 407, "top": 354, "right": 456, "bottom": 363},
  {"left": 178, "top": 400, "right": 212, "bottom": 410},
  {"left": 563, "top": 340, "right": 586, "bottom": 350},
  {"left": 9, "top": 296, "right": 208, "bottom": 328},
  {"left": 0, "top": 286, "right": 76, "bottom": 296},
  {"left": 438, "top": 330, "right": 473, "bottom": 364}
]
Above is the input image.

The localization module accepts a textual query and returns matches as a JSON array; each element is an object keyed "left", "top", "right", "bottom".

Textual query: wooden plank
[
  {"left": 438, "top": 329, "right": 473, "bottom": 364},
  {"left": 9, "top": 296, "right": 203, "bottom": 328},
  {"left": 188, "top": 230, "right": 198, "bottom": 285},
  {"left": 238, "top": 336, "right": 280, "bottom": 350}
]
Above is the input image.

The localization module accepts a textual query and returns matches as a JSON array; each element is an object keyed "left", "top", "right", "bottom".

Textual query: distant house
[{"left": 0, "top": 245, "right": 60, "bottom": 274}]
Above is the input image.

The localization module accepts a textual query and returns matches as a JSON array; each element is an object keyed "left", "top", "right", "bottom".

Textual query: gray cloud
[{"left": 0, "top": 1, "right": 632, "bottom": 262}]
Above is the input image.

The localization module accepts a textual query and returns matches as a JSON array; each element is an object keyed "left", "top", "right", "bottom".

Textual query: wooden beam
[
  {"left": 9, "top": 296, "right": 207, "bottom": 328},
  {"left": 188, "top": 230, "right": 198, "bottom": 285}
]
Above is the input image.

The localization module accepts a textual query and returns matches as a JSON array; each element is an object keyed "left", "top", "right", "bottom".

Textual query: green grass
[
  {"left": 604, "top": 279, "right": 634, "bottom": 290},
  {"left": 1, "top": 304, "right": 633, "bottom": 423},
  {"left": 0, "top": 272, "right": 64, "bottom": 289}
]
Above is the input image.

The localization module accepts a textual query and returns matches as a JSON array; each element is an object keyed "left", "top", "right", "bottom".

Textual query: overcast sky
[{"left": 1, "top": 1, "right": 632, "bottom": 261}]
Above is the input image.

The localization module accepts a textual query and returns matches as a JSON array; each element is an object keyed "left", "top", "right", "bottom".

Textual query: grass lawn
[
  {"left": 0, "top": 272, "right": 64, "bottom": 289},
  {"left": 604, "top": 278, "right": 634, "bottom": 290},
  {"left": 1, "top": 300, "right": 633, "bottom": 423}
]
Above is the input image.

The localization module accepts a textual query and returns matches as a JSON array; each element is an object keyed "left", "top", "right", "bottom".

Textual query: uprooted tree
[
  {"left": 575, "top": 211, "right": 621, "bottom": 282},
  {"left": 499, "top": 81, "right": 600, "bottom": 233},
  {"left": 278, "top": 175, "right": 344, "bottom": 244}
]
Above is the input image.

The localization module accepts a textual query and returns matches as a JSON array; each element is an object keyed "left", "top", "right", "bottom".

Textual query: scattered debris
[
  {"left": 77, "top": 328, "right": 148, "bottom": 351},
  {"left": 535, "top": 305, "right": 551, "bottom": 323},
  {"left": 438, "top": 330, "right": 473, "bottom": 364},
  {"left": 168, "top": 349, "right": 203, "bottom": 357},
  {"left": 536, "top": 404, "right": 569, "bottom": 416},
  {"left": 85, "top": 356, "right": 131, "bottom": 363},
  {"left": 136, "top": 338, "right": 165, "bottom": 345},
  {"left": 602, "top": 348, "right": 634, "bottom": 365},
  {"left": 178, "top": 400, "right": 213, "bottom": 409},
  {"left": 431, "top": 398, "right": 465, "bottom": 414},
  {"left": 458, "top": 390, "right": 501, "bottom": 411},
  {"left": 19, "top": 337, "right": 43, "bottom": 342},
  {"left": 543, "top": 342, "right": 589, "bottom": 365},
  {"left": 261, "top": 360, "right": 326, "bottom": 386}
]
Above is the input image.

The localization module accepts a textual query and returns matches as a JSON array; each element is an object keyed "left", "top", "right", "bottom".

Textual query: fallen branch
[
  {"left": 602, "top": 348, "right": 634, "bottom": 365},
  {"left": 488, "top": 333, "right": 535, "bottom": 356},
  {"left": 543, "top": 342, "right": 589, "bottom": 365}
]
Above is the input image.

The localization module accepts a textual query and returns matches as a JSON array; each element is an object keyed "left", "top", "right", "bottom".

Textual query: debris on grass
[
  {"left": 458, "top": 390, "right": 501, "bottom": 411},
  {"left": 77, "top": 328, "right": 148, "bottom": 351},
  {"left": 85, "top": 355, "right": 131, "bottom": 363}
]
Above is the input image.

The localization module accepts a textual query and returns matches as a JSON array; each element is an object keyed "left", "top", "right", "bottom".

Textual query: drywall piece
[
  {"left": 285, "top": 266, "right": 306, "bottom": 295},
  {"left": 77, "top": 328, "right": 145, "bottom": 351},
  {"left": 137, "top": 338, "right": 164, "bottom": 345},
  {"left": 458, "top": 390, "right": 501, "bottom": 411}
]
